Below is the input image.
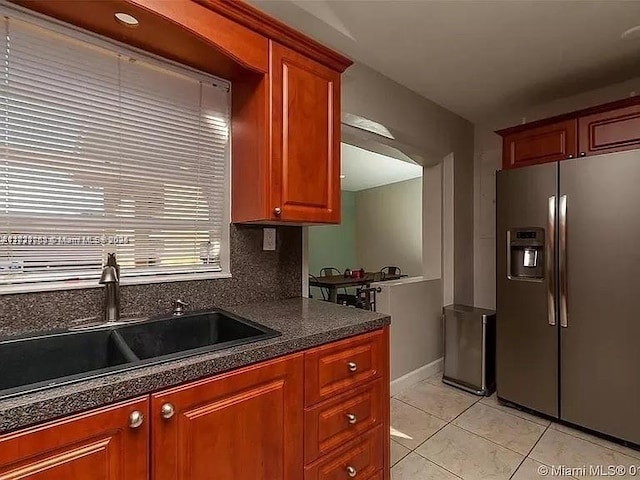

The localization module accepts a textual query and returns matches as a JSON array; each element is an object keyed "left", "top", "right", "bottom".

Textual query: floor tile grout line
[
  {"left": 479, "top": 399, "right": 551, "bottom": 428},
  {"left": 398, "top": 377, "right": 483, "bottom": 403},
  {"left": 402, "top": 415, "right": 449, "bottom": 454},
  {"left": 409, "top": 399, "right": 513, "bottom": 476},
  {"left": 392, "top": 396, "right": 471, "bottom": 424},
  {"left": 481, "top": 400, "right": 640, "bottom": 460},
  {"left": 451, "top": 421, "right": 538, "bottom": 458},
  {"left": 411, "top": 450, "right": 465, "bottom": 479},
  {"left": 509, "top": 423, "right": 552, "bottom": 480},
  {"left": 549, "top": 424, "right": 640, "bottom": 460}
]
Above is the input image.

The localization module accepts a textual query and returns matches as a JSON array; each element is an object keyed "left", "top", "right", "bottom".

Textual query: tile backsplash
[{"left": 0, "top": 225, "right": 302, "bottom": 337}]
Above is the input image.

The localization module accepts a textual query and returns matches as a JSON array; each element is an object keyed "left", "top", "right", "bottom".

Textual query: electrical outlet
[{"left": 263, "top": 228, "right": 276, "bottom": 251}]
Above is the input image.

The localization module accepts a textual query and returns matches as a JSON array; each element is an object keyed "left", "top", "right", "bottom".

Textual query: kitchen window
[{"left": 0, "top": 8, "right": 231, "bottom": 293}]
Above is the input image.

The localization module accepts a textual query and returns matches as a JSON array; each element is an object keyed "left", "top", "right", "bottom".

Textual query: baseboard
[{"left": 390, "top": 357, "right": 443, "bottom": 396}]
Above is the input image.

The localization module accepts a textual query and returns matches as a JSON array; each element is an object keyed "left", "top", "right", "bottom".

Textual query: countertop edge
[{"left": 0, "top": 308, "right": 389, "bottom": 433}]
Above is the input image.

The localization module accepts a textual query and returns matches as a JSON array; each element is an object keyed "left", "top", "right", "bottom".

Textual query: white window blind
[{"left": 0, "top": 11, "right": 231, "bottom": 292}]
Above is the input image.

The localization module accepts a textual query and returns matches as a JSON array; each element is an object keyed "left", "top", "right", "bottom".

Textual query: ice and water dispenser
[{"left": 507, "top": 228, "right": 545, "bottom": 280}]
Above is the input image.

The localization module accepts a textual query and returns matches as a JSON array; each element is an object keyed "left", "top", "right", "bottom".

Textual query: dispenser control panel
[{"left": 507, "top": 227, "right": 545, "bottom": 281}]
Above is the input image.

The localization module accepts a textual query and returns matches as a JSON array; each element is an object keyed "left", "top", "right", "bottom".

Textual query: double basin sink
[{"left": 0, "top": 311, "right": 280, "bottom": 399}]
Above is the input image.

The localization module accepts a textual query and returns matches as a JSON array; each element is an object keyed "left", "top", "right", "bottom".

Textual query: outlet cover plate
[{"left": 263, "top": 228, "right": 276, "bottom": 251}]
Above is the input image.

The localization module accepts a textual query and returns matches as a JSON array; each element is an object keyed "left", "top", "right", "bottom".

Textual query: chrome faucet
[{"left": 99, "top": 253, "right": 120, "bottom": 323}]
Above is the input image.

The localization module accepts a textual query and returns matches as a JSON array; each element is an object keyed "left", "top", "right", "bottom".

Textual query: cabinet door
[
  {"left": 578, "top": 104, "right": 640, "bottom": 157},
  {"left": 502, "top": 119, "right": 577, "bottom": 169},
  {"left": 152, "top": 353, "right": 304, "bottom": 480},
  {"left": 0, "top": 397, "right": 149, "bottom": 480},
  {"left": 270, "top": 42, "right": 341, "bottom": 223}
]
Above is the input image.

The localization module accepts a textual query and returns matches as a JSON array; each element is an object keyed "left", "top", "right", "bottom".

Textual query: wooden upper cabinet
[
  {"left": 501, "top": 119, "right": 577, "bottom": 170},
  {"left": 152, "top": 353, "right": 304, "bottom": 480},
  {"left": 578, "top": 103, "right": 640, "bottom": 157},
  {"left": 270, "top": 42, "right": 341, "bottom": 223},
  {"left": 0, "top": 397, "right": 149, "bottom": 480},
  {"left": 499, "top": 98, "right": 640, "bottom": 170}
]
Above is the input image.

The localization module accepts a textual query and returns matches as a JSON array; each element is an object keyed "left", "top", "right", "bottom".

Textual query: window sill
[{"left": 0, "top": 271, "right": 233, "bottom": 295}]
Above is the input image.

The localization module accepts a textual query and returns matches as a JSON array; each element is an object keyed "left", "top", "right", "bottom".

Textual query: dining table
[{"left": 308, "top": 272, "right": 406, "bottom": 303}]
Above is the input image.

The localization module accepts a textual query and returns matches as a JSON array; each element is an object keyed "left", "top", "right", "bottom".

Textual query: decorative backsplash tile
[{"left": 0, "top": 225, "right": 302, "bottom": 337}]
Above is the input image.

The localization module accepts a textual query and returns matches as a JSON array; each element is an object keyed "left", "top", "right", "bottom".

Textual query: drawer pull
[
  {"left": 346, "top": 413, "right": 357, "bottom": 424},
  {"left": 347, "top": 362, "right": 358, "bottom": 372},
  {"left": 346, "top": 465, "right": 357, "bottom": 477},
  {"left": 129, "top": 410, "right": 144, "bottom": 429},
  {"left": 161, "top": 403, "right": 175, "bottom": 420}
]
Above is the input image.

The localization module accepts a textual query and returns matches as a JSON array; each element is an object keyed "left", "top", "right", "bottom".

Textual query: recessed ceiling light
[
  {"left": 621, "top": 25, "right": 640, "bottom": 40},
  {"left": 114, "top": 12, "right": 139, "bottom": 27}
]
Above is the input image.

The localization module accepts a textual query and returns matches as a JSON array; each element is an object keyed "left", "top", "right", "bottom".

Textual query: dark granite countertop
[{"left": 0, "top": 298, "right": 389, "bottom": 433}]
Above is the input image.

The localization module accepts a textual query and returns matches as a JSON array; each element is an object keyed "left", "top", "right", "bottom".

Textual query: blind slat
[{"left": 0, "top": 12, "right": 230, "bottom": 287}]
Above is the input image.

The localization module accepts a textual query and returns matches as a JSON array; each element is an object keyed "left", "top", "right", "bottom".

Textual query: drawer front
[
  {"left": 305, "top": 330, "right": 384, "bottom": 406},
  {"left": 305, "top": 379, "right": 383, "bottom": 463},
  {"left": 304, "top": 426, "right": 383, "bottom": 480},
  {"left": 364, "top": 472, "right": 382, "bottom": 480}
]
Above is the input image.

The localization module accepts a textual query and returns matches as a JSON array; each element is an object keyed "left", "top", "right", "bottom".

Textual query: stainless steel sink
[{"left": 0, "top": 310, "right": 280, "bottom": 399}]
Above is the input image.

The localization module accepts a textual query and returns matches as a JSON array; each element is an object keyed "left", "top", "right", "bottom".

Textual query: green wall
[{"left": 309, "top": 191, "right": 358, "bottom": 277}]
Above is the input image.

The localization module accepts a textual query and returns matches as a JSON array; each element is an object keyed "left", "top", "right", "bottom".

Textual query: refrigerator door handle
[
  {"left": 547, "top": 196, "right": 556, "bottom": 326},
  {"left": 559, "top": 194, "right": 568, "bottom": 328}
]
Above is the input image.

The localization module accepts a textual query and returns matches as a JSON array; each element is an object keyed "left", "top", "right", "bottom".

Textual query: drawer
[
  {"left": 305, "top": 330, "right": 384, "bottom": 406},
  {"left": 305, "top": 379, "right": 383, "bottom": 463},
  {"left": 364, "top": 472, "right": 383, "bottom": 480},
  {"left": 304, "top": 425, "right": 383, "bottom": 480}
]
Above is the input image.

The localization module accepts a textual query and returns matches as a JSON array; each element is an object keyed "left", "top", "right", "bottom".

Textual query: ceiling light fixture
[
  {"left": 621, "top": 25, "right": 640, "bottom": 41},
  {"left": 114, "top": 12, "right": 139, "bottom": 27}
]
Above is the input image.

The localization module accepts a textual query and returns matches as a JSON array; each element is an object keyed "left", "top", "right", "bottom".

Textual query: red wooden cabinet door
[
  {"left": 578, "top": 104, "right": 640, "bottom": 157},
  {"left": 152, "top": 353, "right": 304, "bottom": 480},
  {"left": 0, "top": 397, "right": 149, "bottom": 480},
  {"left": 503, "top": 119, "right": 577, "bottom": 169},
  {"left": 270, "top": 41, "right": 341, "bottom": 223}
]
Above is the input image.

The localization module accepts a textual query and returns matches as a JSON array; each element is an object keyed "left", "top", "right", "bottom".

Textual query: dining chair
[
  {"left": 319, "top": 267, "right": 341, "bottom": 277},
  {"left": 380, "top": 266, "right": 401, "bottom": 277},
  {"left": 308, "top": 274, "right": 327, "bottom": 301},
  {"left": 356, "top": 286, "right": 382, "bottom": 312},
  {"left": 320, "top": 266, "right": 358, "bottom": 306}
]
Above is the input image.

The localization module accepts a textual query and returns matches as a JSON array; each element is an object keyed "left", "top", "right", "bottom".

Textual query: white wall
[
  {"left": 473, "top": 77, "right": 640, "bottom": 309},
  {"left": 376, "top": 278, "right": 443, "bottom": 381},
  {"left": 422, "top": 163, "right": 442, "bottom": 280},
  {"left": 343, "top": 63, "right": 475, "bottom": 304},
  {"left": 355, "top": 178, "right": 422, "bottom": 276}
]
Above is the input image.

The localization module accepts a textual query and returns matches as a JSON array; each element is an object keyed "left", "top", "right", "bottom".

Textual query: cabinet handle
[
  {"left": 567, "top": 154, "right": 574, "bottom": 159},
  {"left": 347, "top": 361, "right": 357, "bottom": 372},
  {"left": 129, "top": 410, "right": 144, "bottom": 429},
  {"left": 273, "top": 207, "right": 282, "bottom": 216},
  {"left": 161, "top": 403, "right": 175, "bottom": 420},
  {"left": 346, "top": 466, "right": 357, "bottom": 477},
  {"left": 346, "top": 413, "right": 357, "bottom": 424},
  {"left": 579, "top": 152, "right": 586, "bottom": 157}
]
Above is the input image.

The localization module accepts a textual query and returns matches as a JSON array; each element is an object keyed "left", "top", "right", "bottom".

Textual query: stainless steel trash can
[{"left": 443, "top": 304, "right": 496, "bottom": 396}]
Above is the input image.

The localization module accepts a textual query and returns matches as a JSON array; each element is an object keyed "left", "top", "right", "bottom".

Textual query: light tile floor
[{"left": 391, "top": 373, "right": 640, "bottom": 480}]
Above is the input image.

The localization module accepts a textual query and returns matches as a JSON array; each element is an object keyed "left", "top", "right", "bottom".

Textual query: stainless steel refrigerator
[{"left": 496, "top": 149, "right": 640, "bottom": 446}]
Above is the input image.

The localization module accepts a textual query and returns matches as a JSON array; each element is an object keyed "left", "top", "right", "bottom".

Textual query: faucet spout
[{"left": 99, "top": 253, "right": 120, "bottom": 323}]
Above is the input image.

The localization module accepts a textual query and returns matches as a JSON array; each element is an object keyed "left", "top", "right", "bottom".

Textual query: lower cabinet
[
  {"left": 0, "top": 397, "right": 149, "bottom": 480},
  {"left": 304, "top": 426, "right": 384, "bottom": 480},
  {"left": 151, "top": 354, "right": 303, "bottom": 480},
  {"left": 0, "top": 328, "right": 390, "bottom": 480}
]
